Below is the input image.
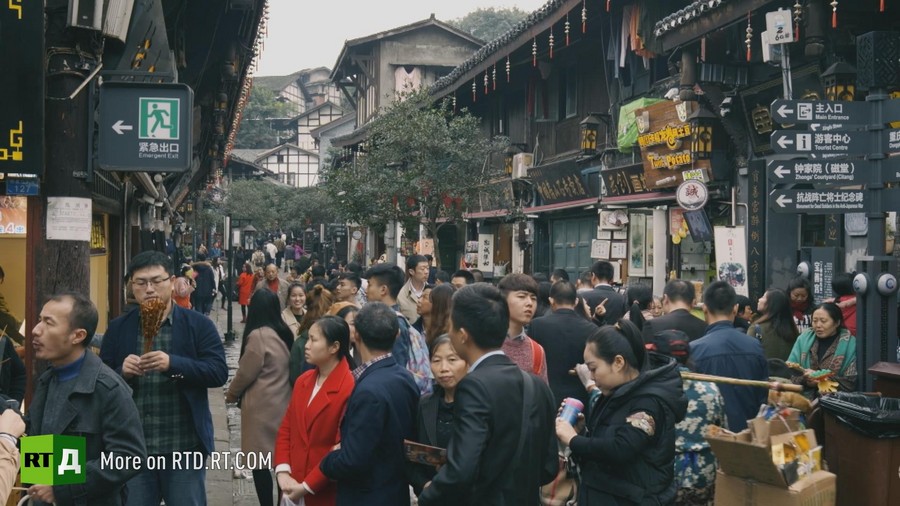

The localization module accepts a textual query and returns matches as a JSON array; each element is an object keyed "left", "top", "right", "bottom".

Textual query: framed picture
[
  {"left": 598, "top": 230, "right": 612, "bottom": 240},
  {"left": 612, "top": 230, "right": 628, "bottom": 240},
  {"left": 611, "top": 242, "right": 628, "bottom": 259},
  {"left": 646, "top": 214, "right": 655, "bottom": 271},
  {"left": 628, "top": 214, "right": 646, "bottom": 276},
  {"left": 591, "top": 239, "right": 611, "bottom": 260}
]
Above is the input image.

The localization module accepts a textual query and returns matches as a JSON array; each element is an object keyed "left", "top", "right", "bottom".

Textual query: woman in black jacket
[
  {"left": 556, "top": 319, "right": 687, "bottom": 505},
  {"left": 408, "top": 334, "right": 467, "bottom": 493}
]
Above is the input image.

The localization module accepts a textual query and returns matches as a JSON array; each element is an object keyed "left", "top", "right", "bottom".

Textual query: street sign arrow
[
  {"left": 770, "top": 99, "right": 873, "bottom": 125},
  {"left": 767, "top": 157, "right": 900, "bottom": 186},
  {"left": 771, "top": 187, "right": 900, "bottom": 213},
  {"left": 775, "top": 135, "right": 793, "bottom": 150},
  {"left": 769, "top": 129, "right": 900, "bottom": 156},
  {"left": 112, "top": 120, "right": 133, "bottom": 135}
]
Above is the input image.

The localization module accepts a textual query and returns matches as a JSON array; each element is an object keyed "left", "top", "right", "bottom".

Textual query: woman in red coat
[
  {"left": 275, "top": 315, "right": 356, "bottom": 505},
  {"left": 236, "top": 262, "right": 256, "bottom": 322}
]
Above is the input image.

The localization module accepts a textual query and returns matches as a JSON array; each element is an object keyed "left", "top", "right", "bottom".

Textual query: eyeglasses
[{"left": 132, "top": 276, "right": 172, "bottom": 288}]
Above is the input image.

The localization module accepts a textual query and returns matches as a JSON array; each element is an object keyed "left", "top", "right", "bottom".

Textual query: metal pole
[{"left": 224, "top": 214, "right": 235, "bottom": 342}]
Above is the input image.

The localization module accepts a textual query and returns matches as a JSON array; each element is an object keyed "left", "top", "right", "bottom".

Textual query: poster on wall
[
  {"left": 0, "top": 196, "right": 27, "bottom": 235},
  {"left": 46, "top": 197, "right": 91, "bottom": 241},
  {"left": 714, "top": 226, "right": 748, "bottom": 296},
  {"left": 628, "top": 214, "right": 646, "bottom": 277},
  {"left": 646, "top": 215, "right": 655, "bottom": 270},
  {"left": 591, "top": 239, "right": 611, "bottom": 260},
  {"left": 611, "top": 242, "right": 627, "bottom": 259},
  {"left": 477, "top": 233, "right": 494, "bottom": 272}
]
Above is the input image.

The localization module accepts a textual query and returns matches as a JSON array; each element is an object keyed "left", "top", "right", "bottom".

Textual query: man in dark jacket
[
  {"left": 27, "top": 292, "right": 146, "bottom": 506},
  {"left": 190, "top": 254, "right": 216, "bottom": 315},
  {"left": 100, "top": 251, "right": 227, "bottom": 506},
  {"left": 582, "top": 261, "right": 627, "bottom": 326},
  {"left": 419, "top": 284, "right": 557, "bottom": 506},
  {"left": 530, "top": 281, "right": 599, "bottom": 406},
  {"left": 320, "top": 302, "right": 419, "bottom": 505},
  {"left": 642, "top": 279, "right": 709, "bottom": 342},
  {"left": 691, "top": 281, "right": 768, "bottom": 432}
]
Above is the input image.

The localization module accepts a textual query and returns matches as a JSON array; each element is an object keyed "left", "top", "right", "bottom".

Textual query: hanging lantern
[
  {"left": 607, "top": 0, "right": 611, "bottom": 12},
  {"left": 493, "top": 64, "right": 497, "bottom": 90},
  {"left": 881, "top": 0, "right": 885, "bottom": 12},
  {"left": 689, "top": 107, "right": 716, "bottom": 159},
  {"left": 472, "top": 79, "right": 477, "bottom": 102},
  {"left": 484, "top": 70, "right": 489, "bottom": 94},
  {"left": 830, "top": 1, "right": 838, "bottom": 28},
  {"left": 580, "top": 114, "right": 602, "bottom": 155},
  {"left": 582, "top": 0, "right": 587, "bottom": 33},
  {"left": 533, "top": 37, "right": 538, "bottom": 66},
  {"left": 822, "top": 61, "right": 856, "bottom": 101},
  {"left": 452, "top": 94, "right": 457, "bottom": 113},
  {"left": 793, "top": 1, "right": 802, "bottom": 41},
  {"left": 565, "top": 14, "right": 571, "bottom": 45},
  {"left": 549, "top": 28, "right": 555, "bottom": 59},
  {"left": 745, "top": 13, "right": 753, "bottom": 62},
  {"left": 506, "top": 55, "right": 511, "bottom": 82}
]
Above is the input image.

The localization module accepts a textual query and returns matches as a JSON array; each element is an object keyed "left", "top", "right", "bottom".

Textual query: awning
[
  {"left": 525, "top": 197, "right": 598, "bottom": 213},
  {"left": 601, "top": 191, "right": 676, "bottom": 205}
]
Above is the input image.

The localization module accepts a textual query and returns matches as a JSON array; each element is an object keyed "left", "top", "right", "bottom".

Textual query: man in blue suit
[
  {"left": 320, "top": 302, "right": 419, "bottom": 505},
  {"left": 100, "top": 251, "right": 228, "bottom": 506}
]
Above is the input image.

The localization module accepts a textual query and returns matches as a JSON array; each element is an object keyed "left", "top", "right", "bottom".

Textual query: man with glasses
[{"left": 100, "top": 251, "right": 228, "bottom": 506}]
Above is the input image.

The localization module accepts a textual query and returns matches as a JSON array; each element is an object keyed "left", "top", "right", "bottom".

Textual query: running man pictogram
[{"left": 139, "top": 98, "right": 180, "bottom": 140}]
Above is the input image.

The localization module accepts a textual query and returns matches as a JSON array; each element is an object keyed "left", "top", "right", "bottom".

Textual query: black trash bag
[{"left": 819, "top": 392, "right": 900, "bottom": 439}]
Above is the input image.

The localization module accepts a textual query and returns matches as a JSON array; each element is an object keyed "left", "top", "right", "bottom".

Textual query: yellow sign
[{"left": 637, "top": 124, "right": 692, "bottom": 150}]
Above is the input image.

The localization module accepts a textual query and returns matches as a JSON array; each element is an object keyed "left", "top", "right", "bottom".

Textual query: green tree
[
  {"left": 319, "top": 89, "right": 508, "bottom": 266},
  {"left": 233, "top": 87, "right": 294, "bottom": 149},
  {"left": 210, "top": 179, "right": 336, "bottom": 233},
  {"left": 450, "top": 7, "right": 528, "bottom": 43}
]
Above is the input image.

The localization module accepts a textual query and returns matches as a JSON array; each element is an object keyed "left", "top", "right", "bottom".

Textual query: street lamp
[
  {"left": 822, "top": 61, "right": 856, "bottom": 101},
  {"left": 689, "top": 106, "right": 717, "bottom": 159},
  {"left": 223, "top": 215, "right": 235, "bottom": 342},
  {"left": 580, "top": 113, "right": 602, "bottom": 156}
]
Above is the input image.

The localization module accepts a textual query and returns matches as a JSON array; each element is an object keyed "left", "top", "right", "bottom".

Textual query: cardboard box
[
  {"left": 714, "top": 470, "right": 836, "bottom": 506},
  {"left": 706, "top": 426, "right": 817, "bottom": 487}
]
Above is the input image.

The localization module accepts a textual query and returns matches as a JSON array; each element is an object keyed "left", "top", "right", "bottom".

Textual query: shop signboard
[
  {"left": 0, "top": 196, "right": 27, "bottom": 235},
  {"left": 530, "top": 160, "right": 596, "bottom": 205},
  {"left": 601, "top": 164, "right": 650, "bottom": 198},
  {"left": 714, "top": 226, "right": 749, "bottom": 297},
  {"left": 633, "top": 100, "right": 713, "bottom": 189},
  {"left": 477, "top": 233, "right": 494, "bottom": 273},
  {"left": 0, "top": 0, "right": 44, "bottom": 175}
]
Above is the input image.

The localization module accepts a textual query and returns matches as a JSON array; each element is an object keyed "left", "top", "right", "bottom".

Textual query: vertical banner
[
  {"left": 747, "top": 160, "right": 766, "bottom": 301},
  {"left": 478, "top": 233, "right": 494, "bottom": 272},
  {"left": 714, "top": 226, "right": 749, "bottom": 296},
  {"left": 628, "top": 213, "right": 646, "bottom": 277}
]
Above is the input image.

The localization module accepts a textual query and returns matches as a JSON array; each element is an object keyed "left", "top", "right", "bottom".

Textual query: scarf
[
  {"left": 790, "top": 300, "right": 810, "bottom": 319},
  {"left": 790, "top": 328, "right": 855, "bottom": 376}
]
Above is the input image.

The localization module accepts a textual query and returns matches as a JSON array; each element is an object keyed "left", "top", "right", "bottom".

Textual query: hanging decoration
[
  {"left": 506, "top": 55, "right": 511, "bottom": 82},
  {"left": 793, "top": 1, "right": 802, "bottom": 41},
  {"left": 582, "top": 0, "right": 587, "bottom": 33},
  {"left": 484, "top": 70, "right": 489, "bottom": 95},
  {"left": 472, "top": 78, "right": 477, "bottom": 102},
  {"left": 492, "top": 63, "right": 497, "bottom": 91},
  {"left": 452, "top": 94, "right": 457, "bottom": 113},
  {"left": 881, "top": 0, "right": 885, "bottom": 12},
  {"left": 745, "top": 12, "right": 753, "bottom": 62},
  {"left": 830, "top": 1, "right": 838, "bottom": 28},
  {"left": 607, "top": 0, "right": 611, "bottom": 12},
  {"left": 532, "top": 37, "right": 538, "bottom": 66},
  {"left": 549, "top": 27, "right": 555, "bottom": 59},
  {"left": 565, "top": 14, "right": 571, "bottom": 45}
]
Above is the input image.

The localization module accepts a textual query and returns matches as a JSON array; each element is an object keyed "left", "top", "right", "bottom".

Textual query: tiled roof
[
  {"left": 653, "top": 0, "right": 730, "bottom": 38},
  {"left": 229, "top": 149, "right": 268, "bottom": 163},
  {"left": 430, "top": 0, "right": 567, "bottom": 93}
]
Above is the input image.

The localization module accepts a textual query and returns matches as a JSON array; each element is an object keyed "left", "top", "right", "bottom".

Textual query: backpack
[
  {"left": 529, "top": 338, "right": 544, "bottom": 376},
  {"left": 396, "top": 311, "right": 434, "bottom": 395}
]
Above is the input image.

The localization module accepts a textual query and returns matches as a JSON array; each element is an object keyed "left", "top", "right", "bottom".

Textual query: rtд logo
[{"left": 20, "top": 435, "right": 86, "bottom": 485}]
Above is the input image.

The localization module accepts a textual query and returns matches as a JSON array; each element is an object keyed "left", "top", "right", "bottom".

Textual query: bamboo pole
[{"left": 567, "top": 369, "right": 804, "bottom": 393}]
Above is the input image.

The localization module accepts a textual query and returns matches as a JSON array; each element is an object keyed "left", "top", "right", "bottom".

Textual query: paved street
[{"left": 206, "top": 300, "right": 260, "bottom": 506}]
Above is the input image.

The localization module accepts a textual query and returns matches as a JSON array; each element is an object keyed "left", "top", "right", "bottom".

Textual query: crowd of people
[{"left": 0, "top": 247, "right": 866, "bottom": 506}]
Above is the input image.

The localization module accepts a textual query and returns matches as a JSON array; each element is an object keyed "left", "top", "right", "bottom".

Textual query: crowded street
[{"left": 3, "top": 1, "right": 900, "bottom": 506}]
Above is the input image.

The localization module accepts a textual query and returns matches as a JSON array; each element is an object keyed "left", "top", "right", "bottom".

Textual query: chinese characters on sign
[
  {"left": 477, "top": 234, "right": 494, "bottom": 272},
  {"left": 714, "top": 226, "right": 749, "bottom": 297},
  {"left": 601, "top": 165, "right": 649, "bottom": 198},
  {"left": 529, "top": 161, "right": 596, "bottom": 205},
  {"left": 747, "top": 162, "right": 765, "bottom": 301},
  {"left": 46, "top": 197, "right": 92, "bottom": 242},
  {"left": 633, "top": 100, "right": 712, "bottom": 188}
]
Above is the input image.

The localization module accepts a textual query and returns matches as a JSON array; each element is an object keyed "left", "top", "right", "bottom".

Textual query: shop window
[{"left": 561, "top": 66, "right": 577, "bottom": 119}]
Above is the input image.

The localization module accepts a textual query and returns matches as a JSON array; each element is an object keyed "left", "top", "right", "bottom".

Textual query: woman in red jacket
[
  {"left": 236, "top": 262, "right": 255, "bottom": 322},
  {"left": 275, "top": 315, "right": 356, "bottom": 505}
]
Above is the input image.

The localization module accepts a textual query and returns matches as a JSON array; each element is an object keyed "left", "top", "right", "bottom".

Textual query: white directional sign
[
  {"left": 98, "top": 82, "right": 193, "bottom": 172},
  {"left": 771, "top": 99, "right": 872, "bottom": 125},
  {"left": 770, "top": 189, "right": 868, "bottom": 213},
  {"left": 768, "top": 158, "right": 900, "bottom": 185},
  {"left": 770, "top": 129, "right": 900, "bottom": 155}
]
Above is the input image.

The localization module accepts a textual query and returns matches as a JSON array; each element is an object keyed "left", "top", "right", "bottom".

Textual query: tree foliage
[
  {"left": 205, "top": 179, "right": 336, "bottom": 233},
  {"left": 450, "top": 7, "right": 528, "bottom": 43},
  {"left": 319, "top": 89, "right": 508, "bottom": 258},
  {"left": 233, "top": 87, "right": 294, "bottom": 149}
]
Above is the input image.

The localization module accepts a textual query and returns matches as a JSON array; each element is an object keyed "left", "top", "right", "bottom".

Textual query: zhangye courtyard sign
[{"left": 634, "top": 100, "right": 712, "bottom": 189}]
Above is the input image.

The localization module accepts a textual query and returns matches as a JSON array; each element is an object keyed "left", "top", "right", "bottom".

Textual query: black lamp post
[{"left": 224, "top": 214, "right": 235, "bottom": 342}]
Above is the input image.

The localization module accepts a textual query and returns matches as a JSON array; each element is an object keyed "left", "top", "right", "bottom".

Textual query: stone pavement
[{"left": 206, "top": 300, "right": 262, "bottom": 506}]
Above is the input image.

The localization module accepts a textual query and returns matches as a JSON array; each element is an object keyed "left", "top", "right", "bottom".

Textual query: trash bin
[{"left": 820, "top": 393, "right": 900, "bottom": 506}]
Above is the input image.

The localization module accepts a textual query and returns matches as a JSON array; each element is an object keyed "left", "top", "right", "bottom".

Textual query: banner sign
[{"left": 714, "top": 226, "right": 749, "bottom": 297}]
